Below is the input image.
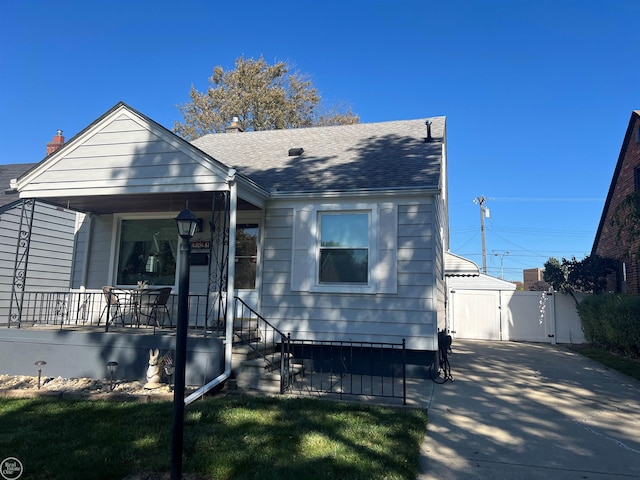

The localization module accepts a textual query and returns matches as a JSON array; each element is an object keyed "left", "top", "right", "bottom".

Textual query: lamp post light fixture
[
  {"left": 171, "top": 206, "right": 198, "bottom": 480},
  {"left": 106, "top": 361, "right": 119, "bottom": 391},
  {"left": 34, "top": 360, "right": 46, "bottom": 389},
  {"left": 496, "top": 251, "right": 510, "bottom": 280}
]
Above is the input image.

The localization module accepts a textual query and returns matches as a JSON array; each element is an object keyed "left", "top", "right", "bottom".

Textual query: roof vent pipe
[
  {"left": 226, "top": 117, "right": 243, "bottom": 133},
  {"left": 425, "top": 120, "right": 433, "bottom": 143},
  {"left": 288, "top": 147, "right": 304, "bottom": 156}
]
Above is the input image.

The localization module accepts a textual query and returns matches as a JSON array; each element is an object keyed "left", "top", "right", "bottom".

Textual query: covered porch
[
  {"left": 5, "top": 103, "right": 270, "bottom": 332},
  {"left": 5, "top": 189, "right": 262, "bottom": 334},
  {"left": 0, "top": 103, "right": 272, "bottom": 395}
]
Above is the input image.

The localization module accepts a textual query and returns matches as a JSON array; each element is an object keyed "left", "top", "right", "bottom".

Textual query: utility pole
[
  {"left": 474, "top": 196, "right": 488, "bottom": 274},
  {"left": 495, "top": 251, "right": 510, "bottom": 279}
]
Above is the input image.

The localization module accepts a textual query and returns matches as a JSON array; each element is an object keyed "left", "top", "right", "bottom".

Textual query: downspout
[{"left": 185, "top": 169, "right": 237, "bottom": 404}]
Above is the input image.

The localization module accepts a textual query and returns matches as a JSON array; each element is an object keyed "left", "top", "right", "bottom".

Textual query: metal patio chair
[
  {"left": 98, "top": 286, "right": 124, "bottom": 325},
  {"left": 135, "top": 287, "right": 172, "bottom": 327}
]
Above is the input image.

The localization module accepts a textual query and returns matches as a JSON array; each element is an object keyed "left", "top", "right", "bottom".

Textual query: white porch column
[
  {"left": 225, "top": 169, "right": 237, "bottom": 325},
  {"left": 78, "top": 213, "right": 94, "bottom": 290}
]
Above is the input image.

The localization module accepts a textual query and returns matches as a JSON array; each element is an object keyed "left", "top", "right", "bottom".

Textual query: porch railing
[
  {"left": 233, "top": 297, "right": 291, "bottom": 393},
  {"left": 5, "top": 290, "right": 218, "bottom": 335},
  {"left": 9, "top": 291, "right": 409, "bottom": 403}
]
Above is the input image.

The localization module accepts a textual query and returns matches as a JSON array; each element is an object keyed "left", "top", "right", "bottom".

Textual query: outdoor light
[
  {"left": 106, "top": 361, "right": 118, "bottom": 391},
  {"left": 175, "top": 207, "right": 199, "bottom": 238},
  {"left": 34, "top": 360, "right": 46, "bottom": 389},
  {"left": 164, "top": 363, "right": 175, "bottom": 391},
  {"left": 171, "top": 204, "right": 196, "bottom": 480}
]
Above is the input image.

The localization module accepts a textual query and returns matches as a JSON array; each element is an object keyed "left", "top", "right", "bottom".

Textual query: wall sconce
[
  {"left": 106, "top": 361, "right": 119, "bottom": 391},
  {"left": 34, "top": 360, "right": 46, "bottom": 389}
]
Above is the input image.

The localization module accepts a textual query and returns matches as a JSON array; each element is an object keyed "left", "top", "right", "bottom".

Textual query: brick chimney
[
  {"left": 46, "top": 130, "right": 65, "bottom": 155},
  {"left": 225, "top": 117, "right": 243, "bottom": 133}
]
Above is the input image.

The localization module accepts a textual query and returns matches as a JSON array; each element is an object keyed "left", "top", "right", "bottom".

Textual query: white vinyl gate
[{"left": 448, "top": 290, "right": 587, "bottom": 344}]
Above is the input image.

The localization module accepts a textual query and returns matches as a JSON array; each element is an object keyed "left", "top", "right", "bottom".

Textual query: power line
[
  {"left": 451, "top": 224, "right": 594, "bottom": 237},
  {"left": 491, "top": 197, "right": 604, "bottom": 203},
  {"left": 488, "top": 226, "right": 594, "bottom": 237}
]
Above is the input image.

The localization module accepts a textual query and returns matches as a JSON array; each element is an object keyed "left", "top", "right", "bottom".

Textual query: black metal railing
[
  {"left": 9, "top": 291, "right": 408, "bottom": 403},
  {"left": 233, "top": 297, "right": 291, "bottom": 393},
  {"left": 5, "top": 290, "right": 215, "bottom": 335},
  {"left": 287, "top": 339, "right": 407, "bottom": 405}
]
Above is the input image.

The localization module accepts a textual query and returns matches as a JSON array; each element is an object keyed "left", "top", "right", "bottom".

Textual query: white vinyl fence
[{"left": 448, "top": 290, "right": 588, "bottom": 344}]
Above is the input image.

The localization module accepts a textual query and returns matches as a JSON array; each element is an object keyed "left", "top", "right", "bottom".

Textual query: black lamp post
[{"left": 171, "top": 206, "right": 198, "bottom": 480}]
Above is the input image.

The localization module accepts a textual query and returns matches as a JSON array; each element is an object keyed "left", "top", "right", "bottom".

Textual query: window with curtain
[
  {"left": 116, "top": 219, "right": 178, "bottom": 286},
  {"left": 235, "top": 223, "right": 259, "bottom": 289},
  {"left": 319, "top": 212, "right": 369, "bottom": 284}
]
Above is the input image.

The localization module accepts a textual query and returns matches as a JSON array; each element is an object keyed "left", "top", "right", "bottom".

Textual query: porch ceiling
[{"left": 32, "top": 191, "right": 260, "bottom": 215}]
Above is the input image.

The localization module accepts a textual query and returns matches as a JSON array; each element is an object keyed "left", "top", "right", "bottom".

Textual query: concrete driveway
[{"left": 420, "top": 340, "right": 640, "bottom": 479}]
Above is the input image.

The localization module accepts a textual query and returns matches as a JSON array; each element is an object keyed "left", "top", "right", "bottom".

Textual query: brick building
[
  {"left": 592, "top": 110, "right": 640, "bottom": 293},
  {"left": 523, "top": 268, "right": 543, "bottom": 290}
]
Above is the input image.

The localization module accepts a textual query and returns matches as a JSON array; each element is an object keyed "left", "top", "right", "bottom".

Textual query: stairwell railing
[{"left": 233, "top": 297, "right": 291, "bottom": 393}]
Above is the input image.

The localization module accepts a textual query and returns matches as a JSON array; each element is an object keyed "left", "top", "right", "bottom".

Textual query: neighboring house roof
[
  {"left": 444, "top": 252, "right": 480, "bottom": 277},
  {"left": 445, "top": 252, "right": 518, "bottom": 289},
  {"left": 448, "top": 272, "right": 517, "bottom": 291},
  {"left": 592, "top": 110, "right": 640, "bottom": 254},
  {"left": 191, "top": 116, "right": 446, "bottom": 194},
  {"left": 0, "top": 163, "right": 37, "bottom": 210}
]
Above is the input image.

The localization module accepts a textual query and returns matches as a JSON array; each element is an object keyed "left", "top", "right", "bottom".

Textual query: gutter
[
  {"left": 185, "top": 168, "right": 237, "bottom": 405},
  {"left": 270, "top": 186, "right": 441, "bottom": 200}
]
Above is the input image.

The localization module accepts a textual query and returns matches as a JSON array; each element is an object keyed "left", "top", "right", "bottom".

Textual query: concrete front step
[
  {"left": 234, "top": 370, "right": 284, "bottom": 394},
  {"left": 232, "top": 318, "right": 261, "bottom": 342},
  {"left": 232, "top": 342, "right": 279, "bottom": 360},
  {"left": 232, "top": 358, "right": 305, "bottom": 394},
  {"left": 229, "top": 317, "right": 300, "bottom": 394}
]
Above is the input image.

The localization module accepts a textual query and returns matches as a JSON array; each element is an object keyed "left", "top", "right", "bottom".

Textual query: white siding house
[{"left": 6, "top": 102, "right": 449, "bottom": 374}]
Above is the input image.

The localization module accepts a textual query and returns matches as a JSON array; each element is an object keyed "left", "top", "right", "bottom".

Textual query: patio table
[
  {"left": 130, "top": 288, "right": 173, "bottom": 327},
  {"left": 102, "top": 287, "right": 145, "bottom": 326}
]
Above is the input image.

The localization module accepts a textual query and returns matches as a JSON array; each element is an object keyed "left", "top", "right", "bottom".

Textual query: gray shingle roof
[
  {"left": 0, "top": 163, "right": 36, "bottom": 207},
  {"left": 191, "top": 117, "right": 445, "bottom": 194}
]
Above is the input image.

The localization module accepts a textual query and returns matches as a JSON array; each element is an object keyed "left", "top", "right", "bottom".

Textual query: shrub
[{"left": 577, "top": 294, "right": 640, "bottom": 357}]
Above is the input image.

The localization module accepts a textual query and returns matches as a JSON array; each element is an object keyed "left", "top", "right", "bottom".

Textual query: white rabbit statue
[{"left": 144, "top": 348, "right": 163, "bottom": 389}]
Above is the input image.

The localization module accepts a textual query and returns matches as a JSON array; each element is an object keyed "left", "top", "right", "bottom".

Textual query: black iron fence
[
  {"left": 6, "top": 289, "right": 219, "bottom": 335},
  {"left": 8, "top": 291, "right": 409, "bottom": 403},
  {"left": 287, "top": 339, "right": 407, "bottom": 404}
]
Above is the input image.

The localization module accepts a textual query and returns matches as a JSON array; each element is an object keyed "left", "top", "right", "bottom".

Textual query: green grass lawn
[
  {"left": 0, "top": 394, "right": 428, "bottom": 480},
  {"left": 568, "top": 344, "right": 640, "bottom": 381}
]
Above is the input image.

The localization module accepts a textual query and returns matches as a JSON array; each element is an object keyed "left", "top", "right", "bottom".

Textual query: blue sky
[{"left": 1, "top": 0, "right": 638, "bottom": 281}]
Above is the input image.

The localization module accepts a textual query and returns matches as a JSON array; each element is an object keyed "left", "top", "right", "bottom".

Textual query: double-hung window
[
  {"left": 291, "top": 203, "right": 397, "bottom": 295},
  {"left": 319, "top": 212, "right": 369, "bottom": 284}
]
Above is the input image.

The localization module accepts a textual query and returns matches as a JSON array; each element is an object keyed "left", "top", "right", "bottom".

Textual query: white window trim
[
  {"left": 312, "top": 205, "right": 378, "bottom": 294},
  {"left": 291, "top": 202, "right": 397, "bottom": 295}
]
